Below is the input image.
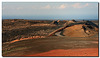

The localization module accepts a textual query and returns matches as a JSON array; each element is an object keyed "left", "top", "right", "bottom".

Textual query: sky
[{"left": 2, "top": 2, "right": 98, "bottom": 20}]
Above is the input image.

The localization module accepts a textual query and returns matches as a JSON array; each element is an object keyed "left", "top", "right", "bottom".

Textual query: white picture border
[{"left": 0, "top": 0, "right": 99, "bottom": 58}]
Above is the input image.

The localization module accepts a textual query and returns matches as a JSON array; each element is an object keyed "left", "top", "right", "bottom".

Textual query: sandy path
[
  {"left": 55, "top": 31, "right": 63, "bottom": 36},
  {"left": 24, "top": 48, "right": 98, "bottom": 56}
]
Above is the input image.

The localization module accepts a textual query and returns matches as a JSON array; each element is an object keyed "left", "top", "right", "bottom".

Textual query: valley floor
[{"left": 3, "top": 36, "right": 98, "bottom": 57}]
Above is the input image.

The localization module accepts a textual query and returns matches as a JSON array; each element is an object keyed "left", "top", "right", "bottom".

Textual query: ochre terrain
[
  {"left": 2, "top": 19, "right": 98, "bottom": 57},
  {"left": 24, "top": 48, "right": 98, "bottom": 56}
]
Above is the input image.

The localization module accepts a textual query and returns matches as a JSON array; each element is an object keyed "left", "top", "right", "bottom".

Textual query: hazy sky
[{"left": 2, "top": 2, "right": 98, "bottom": 20}]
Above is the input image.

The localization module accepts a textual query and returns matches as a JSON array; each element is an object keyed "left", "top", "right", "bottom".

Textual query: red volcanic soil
[{"left": 24, "top": 48, "right": 98, "bottom": 56}]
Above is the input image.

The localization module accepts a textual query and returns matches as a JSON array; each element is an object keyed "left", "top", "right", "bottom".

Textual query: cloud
[
  {"left": 72, "top": 3, "right": 89, "bottom": 8},
  {"left": 84, "top": 3, "right": 89, "bottom": 7},
  {"left": 2, "top": 6, "right": 15, "bottom": 10},
  {"left": 16, "top": 7, "right": 23, "bottom": 10},
  {"left": 58, "top": 4, "right": 67, "bottom": 9},
  {"left": 72, "top": 3, "right": 82, "bottom": 8},
  {"left": 41, "top": 5, "right": 51, "bottom": 9},
  {"left": 41, "top": 4, "right": 67, "bottom": 9}
]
